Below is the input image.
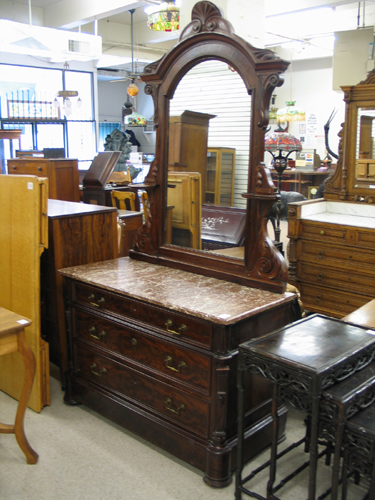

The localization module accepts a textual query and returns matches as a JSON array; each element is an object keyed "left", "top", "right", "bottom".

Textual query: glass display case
[{"left": 205, "top": 147, "right": 235, "bottom": 206}]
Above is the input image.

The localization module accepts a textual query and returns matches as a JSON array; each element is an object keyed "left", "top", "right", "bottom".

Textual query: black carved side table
[
  {"left": 236, "top": 314, "right": 375, "bottom": 500},
  {"left": 341, "top": 403, "right": 375, "bottom": 500}
]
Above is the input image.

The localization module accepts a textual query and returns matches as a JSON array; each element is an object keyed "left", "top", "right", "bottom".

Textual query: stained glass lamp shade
[
  {"left": 265, "top": 132, "right": 302, "bottom": 243},
  {"left": 277, "top": 101, "right": 305, "bottom": 124},
  {"left": 125, "top": 111, "right": 147, "bottom": 127},
  {"left": 147, "top": 2, "right": 180, "bottom": 31}
]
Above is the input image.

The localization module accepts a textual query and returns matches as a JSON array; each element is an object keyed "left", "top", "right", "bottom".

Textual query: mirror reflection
[
  {"left": 166, "top": 60, "right": 251, "bottom": 259},
  {"left": 355, "top": 107, "right": 375, "bottom": 188}
]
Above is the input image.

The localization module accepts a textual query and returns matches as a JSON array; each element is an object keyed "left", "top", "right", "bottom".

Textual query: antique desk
[
  {"left": 60, "top": 257, "right": 298, "bottom": 487},
  {"left": 236, "top": 314, "right": 375, "bottom": 500}
]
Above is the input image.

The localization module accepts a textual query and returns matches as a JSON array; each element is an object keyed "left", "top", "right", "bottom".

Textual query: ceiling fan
[{"left": 110, "top": 9, "right": 142, "bottom": 89}]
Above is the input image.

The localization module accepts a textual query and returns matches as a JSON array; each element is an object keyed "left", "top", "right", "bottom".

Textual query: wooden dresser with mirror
[
  {"left": 61, "top": 1, "right": 300, "bottom": 487},
  {"left": 288, "top": 70, "right": 375, "bottom": 318}
]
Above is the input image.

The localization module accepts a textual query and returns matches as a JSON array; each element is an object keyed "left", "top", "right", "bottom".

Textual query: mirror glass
[
  {"left": 166, "top": 60, "right": 251, "bottom": 260},
  {"left": 355, "top": 106, "right": 375, "bottom": 188}
]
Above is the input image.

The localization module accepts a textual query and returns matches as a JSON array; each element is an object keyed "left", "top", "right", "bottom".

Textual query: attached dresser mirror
[
  {"left": 325, "top": 69, "right": 375, "bottom": 201},
  {"left": 130, "top": 0, "right": 290, "bottom": 293}
]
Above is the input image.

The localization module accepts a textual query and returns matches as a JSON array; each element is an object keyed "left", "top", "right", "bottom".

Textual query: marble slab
[
  {"left": 301, "top": 200, "right": 375, "bottom": 229},
  {"left": 59, "top": 257, "right": 295, "bottom": 325}
]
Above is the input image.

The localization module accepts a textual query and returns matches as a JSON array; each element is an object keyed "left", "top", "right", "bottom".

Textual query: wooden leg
[{"left": 14, "top": 330, "right": 38, "bottom": 464}]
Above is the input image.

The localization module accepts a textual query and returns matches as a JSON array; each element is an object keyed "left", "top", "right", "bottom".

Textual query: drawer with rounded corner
[
  {"left": 75, "top": 344, "right": 209, "bottom": 437},
  {"left": 300, "top": 221, "right": 375, "bottom": 249},
  {"left": 8, "top": 163, "right": 48, "bottom": 176},
  {"left": 74, "top": 308, "right": 211, "bottom": 393},
  {"left": 72, "top": 282, "right": 212, "bottom": 349},
  {"left": 297, "top": 262, "right": 375, "bottom": 295},
  {"left": 299, "top": 282, "right": 371, "bottom": 317},
  {"left": 296, "top": 240, "right": 375, "bottom": 274}
]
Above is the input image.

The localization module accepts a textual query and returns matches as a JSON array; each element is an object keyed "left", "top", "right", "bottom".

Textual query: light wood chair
[
  {"left": 141, "top": 191, "right": 149, "bottom": 221},
  {"left": 111, "top": 191, "right": 136, "bottom": 211}
]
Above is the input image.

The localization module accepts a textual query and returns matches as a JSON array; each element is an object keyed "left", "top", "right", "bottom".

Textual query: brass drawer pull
[
  {"left": 165, "top": 355, "right": 186, "bottom": 373},
  {"left": 317, "top": 273, "right": 324, "bottom": 281},
  {"left": 318, "top": 251, "right": 325, "bottom": 259},
  {"left": 319, "top": 230, "right": 325, "bottom": 236},
  {"left": 165, "top": 397, "right": 185, "bottom": 415},
  {"left": 165, "top": 319, "right": 187, "bottom": 335},
  {"left": 88, "top": 294, "right": 105, "bottom": 308},
  {"left": 90, "top": 363, "right": 107, "bottom": 377},
  {"left": 89, "top": 326, "right": 106, "bottom": 341},
  {"left": 131, "top": 338, "right": 137, "bottom": 346},
  {"left": 316, "top": 294, "right": 322, "bottom": 302}
]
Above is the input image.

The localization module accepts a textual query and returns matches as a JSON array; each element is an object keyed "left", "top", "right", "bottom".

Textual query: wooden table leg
[
  {"left": 14, "top": 329, "right": 38, "bottom": 464},
  {"left": 0, "top": 327, "right": 38, "bottom": 464}
]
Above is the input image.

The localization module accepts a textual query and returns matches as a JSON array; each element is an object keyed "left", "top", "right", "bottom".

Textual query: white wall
[
  {"left": 265, "top": 55, "right": 346, "bottom": 165},
  {"left": 97, "top": 79, "right": 156, "bottom": 153}
]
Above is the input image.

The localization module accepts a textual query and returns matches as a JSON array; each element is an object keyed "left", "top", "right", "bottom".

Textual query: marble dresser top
[
  {"left": 301, "top": 200, "right": 375, "bottom": 229},
  {"left": 59, "top": 257, "right": 295, "bottom": 325}
]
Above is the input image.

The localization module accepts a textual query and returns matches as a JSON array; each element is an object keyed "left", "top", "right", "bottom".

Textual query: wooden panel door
[{"left": 0, "top": 174, "right": 50, "bottom": 412}]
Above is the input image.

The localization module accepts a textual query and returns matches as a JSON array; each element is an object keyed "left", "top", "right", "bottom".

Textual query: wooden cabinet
[
  {"left": 167, "top": 172, "right": 201, "bottom": 249},
  {"left": 8, "top": 157, "right": 80, "bottom": 202},
  {"left": 0, "top": 174, "right": 50, "bottom": 412},
  {"left": 168, "top": 111, "right": 215, "bottom": 204},
  {"left": 61, "top": 257, "right": 297, "bottom": 487},
  {"left": 288, "top": 199, "right": 375, "bottom": 318},
  {"left": 205, "top": 148, "right": 235, "bottom": 206},
  {"left": 41, "top": 200, "right": 118, "bottom": 383}
]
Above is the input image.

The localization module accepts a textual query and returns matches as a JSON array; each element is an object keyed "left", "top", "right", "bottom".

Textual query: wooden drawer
[
  {"left": 72, "top": 283, "right": 212, "bottom": 349},
  {"left": 9, "top": 163, "right": 48, "bottom": 176},
  {"left": 299, "top": 282, "right": 371, "bottom": 318},
  {"left": 74, "top": 344, "right": 210, "bottom": 437},
  {"left": 297, "top": 240, "right": 375, "bottom": 275},
  {"left": 300, "top": 221, "right": 375, "bottom": 250},
  {"left": 298, "top": 262, "right": 375, "bottom": 295},
  {"left": 74, "top": 309, "right": 211, "bottom": 393}
]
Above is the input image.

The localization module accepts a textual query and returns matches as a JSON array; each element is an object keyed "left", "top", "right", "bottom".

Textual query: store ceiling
[{"left": 7, "top": 0, "right": 375, "bottom": 73}]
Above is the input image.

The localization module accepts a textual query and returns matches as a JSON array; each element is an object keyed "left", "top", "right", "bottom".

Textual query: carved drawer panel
[
  {"left": 298, "top": 262, "right": 375, "bottom": 295},
  {"left": 299, "top": 283, "right": 370, "bottom": 318},
  {"left": 72, "top": 283, "right": 212, "bottom": 349},
  {"left": 74, "top": 309, "right": 211, "bottom": 393},
  {"left": 74, "top": 344, "right": 210, "bottom": 437},
  {"left": 297, "top": 240, "right": 375, "bottom": 275},
  {"left": 300, "top": 221, "right": 375, "bottom": 249}
]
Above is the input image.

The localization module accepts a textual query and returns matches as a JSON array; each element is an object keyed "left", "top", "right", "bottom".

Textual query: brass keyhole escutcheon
[
  {"left": 131, "top": 338, "right": 137, "bottom": 346},
  {"left": 317, "top": 273, "right": 324, "bottom": 281},
  {"left": 316, "top": 294, "right": 322, "bottom": 302},
  {"left": 318, "top": 251, "right": 325, "bottom": 259}
]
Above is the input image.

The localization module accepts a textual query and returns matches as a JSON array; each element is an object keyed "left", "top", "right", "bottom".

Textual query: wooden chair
[
  {"left": 111, "top": 191, "right": 136, "bottom": 211},
  {"left": 141, "top": 191, "right": 149, "bottom": 221}
]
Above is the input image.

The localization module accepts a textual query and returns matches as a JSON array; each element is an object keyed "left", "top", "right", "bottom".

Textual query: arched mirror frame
[
  {"left": 324, "top": 69, "right": 375, "bottom": 203},
  {"left": 130, "top": 1, "right": 290, "bottom": 293}
]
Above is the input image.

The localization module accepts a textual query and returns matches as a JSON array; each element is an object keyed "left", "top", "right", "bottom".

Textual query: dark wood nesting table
[{"left": 236, "top": 314, "right": 375, "bottom": 500}]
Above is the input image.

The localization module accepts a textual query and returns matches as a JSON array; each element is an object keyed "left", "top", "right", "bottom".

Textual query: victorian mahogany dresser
[{"left": 60, "top": 257, "right": 298, "bottom": 487}]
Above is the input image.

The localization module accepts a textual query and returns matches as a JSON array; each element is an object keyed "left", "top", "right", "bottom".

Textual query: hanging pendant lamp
[{"left": 147, "top": 1, "right": 180, "bottom": 32}]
